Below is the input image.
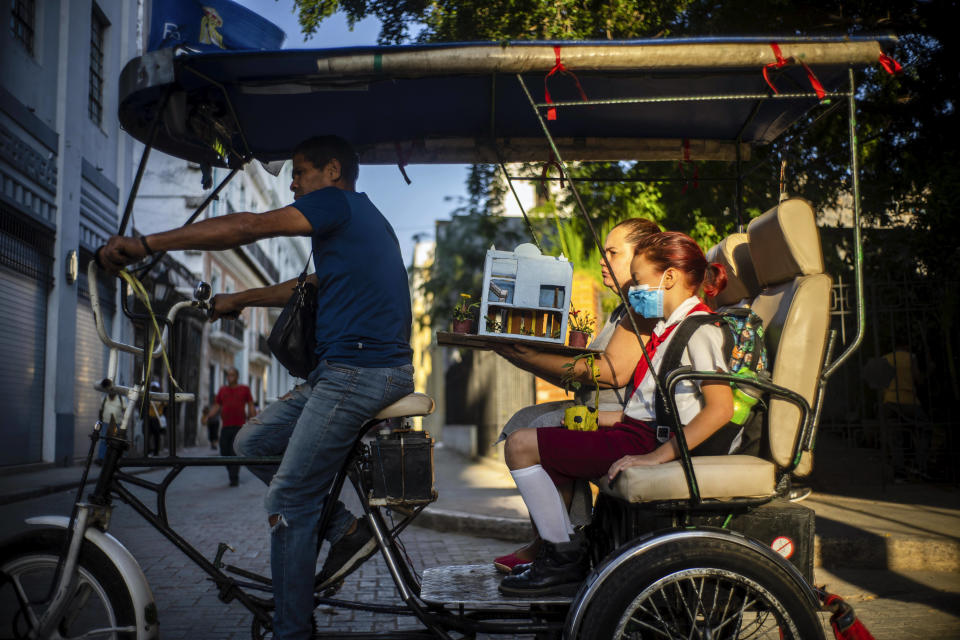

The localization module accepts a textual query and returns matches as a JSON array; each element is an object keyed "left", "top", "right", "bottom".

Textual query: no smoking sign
[{"left": 771, "top": 536, "right": 794, "bottom": 559}]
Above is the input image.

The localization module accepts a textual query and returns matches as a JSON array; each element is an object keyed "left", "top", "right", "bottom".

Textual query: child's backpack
[{"left": 653, "top": 308, "right": 769, "bottom": 456}]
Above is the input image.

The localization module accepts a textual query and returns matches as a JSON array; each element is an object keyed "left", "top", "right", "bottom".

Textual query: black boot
[{"left": 498, "top": 538, "right": 588, "bottom": 596}]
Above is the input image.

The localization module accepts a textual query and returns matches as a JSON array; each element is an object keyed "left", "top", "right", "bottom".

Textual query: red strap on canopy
[
  {"left": 763, "top": 41, "right": 826, "bottom": 100},
  {"left": 539, "top": 151, "right": 565, "bottom": 190},
  {"left": 879, "top": 53, "right": 903, "bottom": 74},
  {"left": 544, "top": 46, "right": 588, "bottom": 121}
]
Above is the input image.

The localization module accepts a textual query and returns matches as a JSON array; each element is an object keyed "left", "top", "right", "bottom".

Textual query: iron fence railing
[{"left": 820, "top": 274, "right": 958, "bottom": 484}]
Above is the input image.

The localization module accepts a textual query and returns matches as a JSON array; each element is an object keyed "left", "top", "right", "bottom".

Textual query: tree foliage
[{"left": 290, "top": 0, "right": 957, "bottom": 319}]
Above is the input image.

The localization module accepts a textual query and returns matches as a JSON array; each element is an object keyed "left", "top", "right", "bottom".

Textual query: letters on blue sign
[{"left": 147, "top": 0, "right": 285, "bottom": 53}]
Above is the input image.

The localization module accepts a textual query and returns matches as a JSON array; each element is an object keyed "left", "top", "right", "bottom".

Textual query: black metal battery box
[
  {"left": 368, "top": 429, "right": 437, "bottom": 507},
  {"left": 592, "top": 496, "right": 815, "bottom": 583}
]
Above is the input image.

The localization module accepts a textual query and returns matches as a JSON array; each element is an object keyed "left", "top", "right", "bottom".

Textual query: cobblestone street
[{"left": 1, "top": 456, "right": 958, "bottom": 638}]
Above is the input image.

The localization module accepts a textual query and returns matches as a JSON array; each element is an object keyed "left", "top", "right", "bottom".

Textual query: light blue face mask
[{"left": 627, "top": 272, "right": 667, "bottom": 318}]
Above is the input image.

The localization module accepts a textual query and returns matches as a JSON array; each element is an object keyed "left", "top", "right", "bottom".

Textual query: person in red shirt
[{"left": 208, "top": 367, "right": 256, "bottom": 486}]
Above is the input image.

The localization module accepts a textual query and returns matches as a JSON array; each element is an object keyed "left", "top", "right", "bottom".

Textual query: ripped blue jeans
[{"left": 235, "top": 360, "right": 414, "bottom": 640}]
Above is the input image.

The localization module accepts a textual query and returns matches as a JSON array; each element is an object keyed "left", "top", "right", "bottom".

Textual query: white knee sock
[{"left": 510, "top": 465, "right": 573, "bottom": 543}]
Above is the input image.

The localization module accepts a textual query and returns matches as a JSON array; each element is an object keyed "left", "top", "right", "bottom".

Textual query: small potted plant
[
  {"left": 567, "top": 307, "right": 595, "bottom": 348},
  {"left": 560, "top": 352, "right": 601, "bottom": 431},
  {"left": 452, "top": 293, "right": 479, "bottom": 334}
]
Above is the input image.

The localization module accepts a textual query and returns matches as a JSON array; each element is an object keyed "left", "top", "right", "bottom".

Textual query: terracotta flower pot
[
  {"left": 568, "top": 330, "right": 590, "bottom": 348},
  {"left": 452, "top": 319, "right": 474, "bottom": 334}
]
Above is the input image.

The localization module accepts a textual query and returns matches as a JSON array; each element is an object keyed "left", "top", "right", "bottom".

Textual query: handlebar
[{"left": 87, "top": 260, "right": 203, "bottom": 361}]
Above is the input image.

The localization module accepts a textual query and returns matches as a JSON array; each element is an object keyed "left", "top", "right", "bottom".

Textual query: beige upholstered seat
[
  {"left": 601, "top": 198, "right": 830, "bottom": 502},
  {"left": 374, "top": 392, "right": 435, "bottom": 419},
  {"left": 748, "top": 199, "right": 831, "bottom": 477}
]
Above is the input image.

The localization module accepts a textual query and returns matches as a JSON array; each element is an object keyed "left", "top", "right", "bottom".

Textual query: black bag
[{"left": 267, "top": 260, "right": 318, "bottom": 379}]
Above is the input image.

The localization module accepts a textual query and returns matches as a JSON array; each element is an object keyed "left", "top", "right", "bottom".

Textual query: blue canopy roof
[{"left": 118, "top": 37, "right": 895, "bottom": 167}]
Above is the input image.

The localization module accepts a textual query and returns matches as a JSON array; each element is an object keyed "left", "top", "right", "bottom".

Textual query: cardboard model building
[{"left": 477, "top": 243, "right": 573, "bottom": 344}]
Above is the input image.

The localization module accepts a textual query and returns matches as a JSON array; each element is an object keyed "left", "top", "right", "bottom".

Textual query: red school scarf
[{"left": 631, "top": 300, "right": 713, "bottom": 392}]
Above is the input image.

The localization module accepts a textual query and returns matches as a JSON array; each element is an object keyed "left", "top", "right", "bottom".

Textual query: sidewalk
[{"left": 422, "top": 434, "right": 960, "bottom": 573}]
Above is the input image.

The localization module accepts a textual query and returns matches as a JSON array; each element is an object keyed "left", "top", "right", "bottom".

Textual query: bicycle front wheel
[{"left": 0, "top": 528, "right": 138, "bottom": 639}]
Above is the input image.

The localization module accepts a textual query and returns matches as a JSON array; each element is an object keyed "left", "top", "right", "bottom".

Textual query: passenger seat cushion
[
  {"left": 598, "top": 455, "right": 776, "bottom": 502},
  {"left": 748, "top": 199, "right": 824, "bottom": 287},
  {"left": 751, "top": 274, "right": 831, "bottom": 472}
]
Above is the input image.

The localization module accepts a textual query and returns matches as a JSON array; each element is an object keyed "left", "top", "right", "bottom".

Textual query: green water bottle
[{"left": 730, "top": 371, "right": 761, "bottom": 425}]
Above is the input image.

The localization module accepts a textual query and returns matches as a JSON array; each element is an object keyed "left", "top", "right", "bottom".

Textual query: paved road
[{"left": 1, "top": 459, "right": 958, "bottom": 638}]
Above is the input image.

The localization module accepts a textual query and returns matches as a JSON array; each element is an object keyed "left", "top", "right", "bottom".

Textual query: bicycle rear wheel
[
  {"left": 0, "top": 528, "right": 138, "bottom": 640},
  {"left": 576, "top": 534, "right": 825, "bottom": 640}
]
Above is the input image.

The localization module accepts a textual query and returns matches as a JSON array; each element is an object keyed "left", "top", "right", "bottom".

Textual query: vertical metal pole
[
  {"left": 118, "top": 143, "right": 152, "bottom": 235},
  {"left": 735, "top": 136, "right": 745, "bottom": 232},
  {"left": 118, "top": 88, "right": 171, "bottom": 235},
  {"left": 822, "top": 69, "right": 866, "bottom": 379}
]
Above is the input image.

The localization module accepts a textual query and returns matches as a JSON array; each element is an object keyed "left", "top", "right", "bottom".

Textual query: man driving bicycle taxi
[{"left": 98, "top": 135, "right": 414, "bottom": 640}]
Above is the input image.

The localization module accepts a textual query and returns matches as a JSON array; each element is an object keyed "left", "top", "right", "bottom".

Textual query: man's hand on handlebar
[
  {"left": 97, "top": 235, "right": 148, "bottom": 273},
  {"left": 209, "top": 293, "right": 244, "bottom": 321}
]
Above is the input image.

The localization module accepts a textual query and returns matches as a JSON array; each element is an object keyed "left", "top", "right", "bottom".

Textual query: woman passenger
[
  {"left": 492, "top": 218, "right": 660, "bottom": 571},
  {"left": 498, "top": 231, "right": 733, "bottom": 596}
]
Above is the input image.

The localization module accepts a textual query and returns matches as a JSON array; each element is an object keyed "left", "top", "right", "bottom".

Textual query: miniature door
[{"left": 478, "top": 243, "right": 573, "bottom": 344}]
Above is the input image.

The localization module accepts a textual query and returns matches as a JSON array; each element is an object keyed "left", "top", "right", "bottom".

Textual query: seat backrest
[
  {"left": 747, "top": 199, "right": 831, "bottom": 476},
  {"left": 705, "top": 233, "right": 760, "bottom": 309}
]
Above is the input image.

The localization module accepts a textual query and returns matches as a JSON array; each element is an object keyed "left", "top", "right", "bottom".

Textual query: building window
[
  {"left": 88, "top": 6, "right": 108, "bottom": 125},
  {"left": 10, "top": 0, "right": 35, "bottom": 53}
]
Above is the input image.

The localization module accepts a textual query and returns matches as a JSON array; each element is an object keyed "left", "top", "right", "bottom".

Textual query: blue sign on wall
[{"left": 148, "top": 0, "right": 285, "bottom": 52}]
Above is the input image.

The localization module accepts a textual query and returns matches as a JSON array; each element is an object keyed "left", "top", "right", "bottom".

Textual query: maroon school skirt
[{"left": 537, "top": 417, "right": 659, "bottom": 485}]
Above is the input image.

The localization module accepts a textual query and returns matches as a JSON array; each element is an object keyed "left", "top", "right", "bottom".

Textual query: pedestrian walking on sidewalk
[
  {"left": 491, "top": 218, "right": 659, "bottom": 572},
  {"left": 96, "top": 388, "right": 126, "bottom": 464},
  {"left": 201, "top": 404, "right": 220, "bottom": 450},
  {"left": 208, "top": 367, "right": 255, "bottom": 486},
  {"left": 146, "top": 380, "right": 167, "bottom": 457}
]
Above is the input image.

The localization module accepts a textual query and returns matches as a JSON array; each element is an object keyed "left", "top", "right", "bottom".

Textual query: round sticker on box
[{"left": 771, "top": 536, "right": 794, "bottom": 559}]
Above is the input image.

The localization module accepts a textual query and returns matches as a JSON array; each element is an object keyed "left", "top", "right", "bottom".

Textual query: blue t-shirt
[{"left": 291, "top": 187, "right": 412, "bottom": 368}]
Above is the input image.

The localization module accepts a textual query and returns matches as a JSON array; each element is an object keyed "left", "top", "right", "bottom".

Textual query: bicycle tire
[
  {"left": 576, "top": 535, "right": 825, "bottom": 640},
  {"left": 0, "top": 528, "right": 138, "bottom": 639}
]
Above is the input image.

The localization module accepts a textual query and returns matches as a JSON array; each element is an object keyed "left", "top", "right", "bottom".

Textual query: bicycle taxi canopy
[{"left": 118, "top": 36, "right": 895, "bottom": 168}]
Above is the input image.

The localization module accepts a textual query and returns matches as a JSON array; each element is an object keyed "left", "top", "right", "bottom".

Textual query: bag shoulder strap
[
  {"left": 297, "top": 251, "right": 314, "bottom": 285},
  {"left": 654, "top": 314, "right": 724, "bottom": 430}
]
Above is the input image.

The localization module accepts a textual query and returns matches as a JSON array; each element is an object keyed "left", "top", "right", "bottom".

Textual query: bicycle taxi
[{"left": 0, "top": 36, "right": 898, "bottom": 639}]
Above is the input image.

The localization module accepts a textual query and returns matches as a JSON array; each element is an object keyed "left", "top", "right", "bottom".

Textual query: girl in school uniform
[{"left": 499, "top": 231, "right": 733, "bottom": 596}]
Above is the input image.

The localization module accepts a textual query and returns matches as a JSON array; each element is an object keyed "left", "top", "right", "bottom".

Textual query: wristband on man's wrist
[{"left": 140, "top": 235, "right": 154, "bottom": 255}]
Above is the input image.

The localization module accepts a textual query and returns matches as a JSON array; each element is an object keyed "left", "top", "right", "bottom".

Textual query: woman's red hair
[{"left": 634, "top": 232, "right": 727, "bottom": 298}]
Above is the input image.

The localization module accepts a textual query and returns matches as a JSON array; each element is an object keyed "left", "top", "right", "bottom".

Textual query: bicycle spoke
[{"left": 8, "top": 573, "right": 40, "bottom": 629}]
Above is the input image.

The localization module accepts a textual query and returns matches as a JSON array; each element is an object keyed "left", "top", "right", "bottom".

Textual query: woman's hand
[
  {"left": 493, "top": 343, "right": 536, "bottom": 362},
  {"left": 607, "top": 452, "right": 660, "bottom": 482}
]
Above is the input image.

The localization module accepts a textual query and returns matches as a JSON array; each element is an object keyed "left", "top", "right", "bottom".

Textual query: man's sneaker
[{"left": 316, "top": 519, "right": 378, "bottom": 590}]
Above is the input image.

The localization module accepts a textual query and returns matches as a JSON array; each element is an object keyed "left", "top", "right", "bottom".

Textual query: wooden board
[{"left": 436, "top": 331, "right": 601, "bottom": 357}]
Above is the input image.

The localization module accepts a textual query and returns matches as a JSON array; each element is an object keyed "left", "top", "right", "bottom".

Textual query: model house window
[
  {"left": 88, "top": 5, "right": 108, "bottom": 125},
  {"left": 10, "top": 0, "right": 35, "bottom": 53}
]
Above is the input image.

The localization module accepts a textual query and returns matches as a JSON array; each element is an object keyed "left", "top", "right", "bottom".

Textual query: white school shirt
[{"left": 623, "top": 296, "right": 728, "bottom": 426}]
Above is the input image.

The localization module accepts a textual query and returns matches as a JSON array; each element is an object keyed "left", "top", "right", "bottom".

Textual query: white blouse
[{"left": 623, "top": 296, "right": 728, "bottom": 426}]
